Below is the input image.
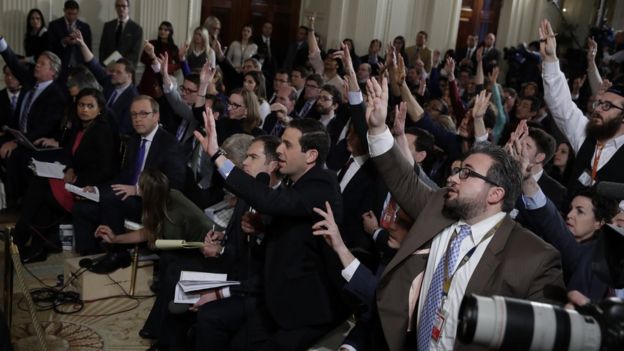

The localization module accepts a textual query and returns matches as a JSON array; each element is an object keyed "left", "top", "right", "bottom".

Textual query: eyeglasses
[
  {"left": 451, "top": 167, "right": 501, "bottom": 187},
  {"left": 305, "top": 84, "right": 320, "bottom": 90},
  {"left": 131, "top": 111, "right": 153, "bottom": 119},
  {"left": 593, "top": 100, "right": 624, "bottom": 112},
  {"left": 317, "top": 96, "right": 333, "bottom": 102},
  {"left": 179, "top": 86, "right": 198, "bottom": 94},
  {"left": 228, "top": 101, "right": 243, "bottom": 109}
]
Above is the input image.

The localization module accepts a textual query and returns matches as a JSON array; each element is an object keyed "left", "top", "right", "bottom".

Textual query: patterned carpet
[{"left": 5, "top": 247, "right": 155, "bottom": 351}]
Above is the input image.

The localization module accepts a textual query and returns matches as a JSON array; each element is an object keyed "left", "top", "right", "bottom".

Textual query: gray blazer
[
  {"left": 372, "top": 144, "right": 565, "bottom": 351},
  {"left": 99, "top": 18, "right": 143, "bottom": 65}
]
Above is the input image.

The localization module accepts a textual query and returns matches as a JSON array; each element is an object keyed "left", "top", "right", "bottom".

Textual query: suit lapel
[
  {"left": 143, "top": 127, "right": 162, "bottom": 169},
  {"left": 465, "top": 215, "right": 514, "bottom": 294}
]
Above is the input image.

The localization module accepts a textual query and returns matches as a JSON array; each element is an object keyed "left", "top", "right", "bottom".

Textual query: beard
[
  {"left": 442, "top": 187, "right": 489, "bottom": 221},
  {"left": 585, "top": 112, "right": 623, "bottom": 141}
]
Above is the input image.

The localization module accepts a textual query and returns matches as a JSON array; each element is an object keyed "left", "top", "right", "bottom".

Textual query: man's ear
[
  {"left": 268, "top": 160, "right": 279, "bottom": 174},
  {"left": 414, "top": 150, "right": 427, "bottom": 164},
  {"left": 535, "top": 152, "right": 546, "bottom": 165},
  {"left": 305, "top": 149, "right": 319, "bottom": 165}
]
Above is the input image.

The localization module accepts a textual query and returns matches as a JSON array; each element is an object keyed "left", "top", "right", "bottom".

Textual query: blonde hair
[{"left": 189, "top": 26, "right": 210, "bottom": 53}]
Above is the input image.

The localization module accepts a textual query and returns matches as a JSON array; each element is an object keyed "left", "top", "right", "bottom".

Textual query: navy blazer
[
  {"left": 519, "top": 198, "right": 609, "bottom": 300},
  {"left": 116, "top": 127, "right": 186, "bottom": 190},
  {"left": 99, "top": 18, "right": 143, "bottom": 65},
  {"left": 0, "top": 44, "right": 66, "bottom": 142},
  {"left": 47, "top": 17, "right": 92, "bottom": 81},
  {"left": 85, "top": 58, "right": 138, "bottom": 134},
  {"left": 224, "top": 164, "right": 348, "bottom": 328}
]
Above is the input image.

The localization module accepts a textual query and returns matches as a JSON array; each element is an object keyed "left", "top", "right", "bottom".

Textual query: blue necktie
[
  {"left": 417, "top": 224, "right": 472, "bottom": 351},
  {"left": 20, "top": 85, "right": 38, "bottom": 132},
  {"left": 107, "top": 90, "right": 118, "bottom": 107},
  {"left": 10, "top": 94, "right": 17, "bottom": 111},
  {"left": 131, "top": 138, "right": 147, "bottom": 185}
]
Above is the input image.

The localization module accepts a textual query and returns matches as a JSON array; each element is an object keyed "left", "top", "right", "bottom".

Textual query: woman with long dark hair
[
  {"left": 14, "top": 88, "right": 119, "bottom": 262},
  {"left": 95, "top": 169, "right": 216, "bottom": 349},
  {"left": 23, "top": 8, "right": 48, "bottom": 65},
  {"left": 242, "top": 70, "right": 271, "bottom": 122},
  {"left": 137, "top": 21, "right": 181, "bottom": 97}
]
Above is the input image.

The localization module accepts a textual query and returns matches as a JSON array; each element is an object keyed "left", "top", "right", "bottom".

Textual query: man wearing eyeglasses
[
  {"left": 541, "top": 19, "right": 624, "bottom": 191},
  {"left": 72, "top": 95, "right": 185, "bottom": 266},
  {"left": 357, "top": 77, "right": 563, "bottom": 351},
  {"left": 99, "top": 0, "right": 143, "bottom": 65}
]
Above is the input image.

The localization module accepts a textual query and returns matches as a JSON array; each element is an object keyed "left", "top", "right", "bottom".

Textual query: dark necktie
[
  {"left": 131, "top": 138, "right": 147, "bottom": 184},
  {"left": 337, "top": 157, "right": 354, "bottom": 183},
  {"left": 107, "top": 90, "right": 118, "bottom": 107},
  {"left": 115, "top": 20, "right": 123, "bottom": 46},
  {"left": 10, "top": 94, "right": 17, "bottom": 112},
  {"left": 20, "top": 85, "right": 38, "bottom": 132}
]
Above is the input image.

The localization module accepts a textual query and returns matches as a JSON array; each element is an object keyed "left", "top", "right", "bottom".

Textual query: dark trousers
[
  {"left": 143, "top": 251, "right": 211, "bottom": 347},
  {"left": 72, "top": 185, "right": 142, "bottom": 254},
  {"left": 194, "top": 295, "right": 258, "bottom": 351},
  {"left": 14, "top": 176, "right": 65, "bottom": 251},
  {"left": 230, "top": 303, "right": 335, "bottom": 351}
]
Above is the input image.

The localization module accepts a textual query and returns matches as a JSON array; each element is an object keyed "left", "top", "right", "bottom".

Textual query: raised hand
[
  {"left": 144, "top": 40, "right": 155, "bottom": 59},
  {"left": 487, "top": 66, "right": 500, "bottom": 84},
  {"left": 157, "top": 52, "right": 170, "bottom": 76},
  {"left": 445, "top": 57, "right": 456, "bottom": 81},
  {"left": 475, "top": 46, "right": 483, "bottom": 63},
  {"left": 572, "top": 75, "right": 586, "bottom": 95},
  {"left": 365, "top": 76, "right": 389, "bottom": 134},
  {"left": 392, "top": 101, "right": 408, "bottom": 136},
  {"left": 472, "top": 90, "right": 492, "bottom": 119},
  {"left": 179, "top": 42, "right": 189, "bottom": 61},
  {"left": 312, "top": 201, "right": 345, "bottom": 251},
  {"left": 193, "top": 104, "right": 219, "bottom": 157},
  {"left": 199, "top": 61, "right": 216, "bottom": 85},
  {"left": 587, "top": 37, "right": 598, "bottom": 63},
  {"left": 539, "top": 19, "right": 557, "bottom": 62}
]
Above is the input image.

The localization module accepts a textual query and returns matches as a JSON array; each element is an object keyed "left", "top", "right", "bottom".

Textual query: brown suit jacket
[
  {"left": 406, "top": 46, "right": 433, "bottom": 73},
  {"left": 372, "top": 144, "right": 565, "bottom": 351}
]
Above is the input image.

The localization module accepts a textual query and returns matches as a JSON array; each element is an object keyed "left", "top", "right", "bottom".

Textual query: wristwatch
[{"left": 211, "top": 148, "right": 227, "bottom": 163}]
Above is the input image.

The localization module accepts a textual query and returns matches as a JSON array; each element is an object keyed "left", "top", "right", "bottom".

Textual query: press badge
[
  {"left": 577, "top": 170, "right": 593, "bottom": 186},
  {"left": 431, "top": 308, "right": 448, "bottom": 342}
]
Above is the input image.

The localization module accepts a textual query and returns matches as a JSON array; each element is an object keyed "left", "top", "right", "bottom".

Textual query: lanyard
[{"left": 442, "top": 221, "right": 503, "bottom": 296}]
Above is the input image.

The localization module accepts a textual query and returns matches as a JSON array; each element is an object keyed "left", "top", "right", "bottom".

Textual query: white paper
[
  {"left": 173, "top": 270, "right": 240, "bottom": 304},
  {"left": 64, "top": 183, "right": 100, "bottom": 202},
  {"left": 32, "top": 159, "right": 65, "bottom": 179},
  {"left": 103, "top": 50, "right": 123, "bottom": 66}
]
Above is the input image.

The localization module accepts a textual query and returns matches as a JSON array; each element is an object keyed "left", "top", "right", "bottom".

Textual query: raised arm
[
  {"left": 307, "top": 15, "right": 324, "bottom": 75},
  {"left": 488, "top": 67, "right": 508, "bottom": 143}
]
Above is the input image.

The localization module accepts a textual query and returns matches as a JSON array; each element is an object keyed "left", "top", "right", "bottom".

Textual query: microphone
[
  {"left": 596, "top": 181, "right": 624, "bottom": 201},
  {"left": 168, "top": 300, "right": 191, "bottom": 314}
]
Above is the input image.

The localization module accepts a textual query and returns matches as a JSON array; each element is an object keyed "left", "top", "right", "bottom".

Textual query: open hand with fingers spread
[
  {"left": 193, "top": 105, "right": 219, "bottom": 157},
  {"left": 539, "top": 19, "right": 558, "bottom": 62},
  {"left": 365, "top": 77, "right": 389, "bottom": 135}
]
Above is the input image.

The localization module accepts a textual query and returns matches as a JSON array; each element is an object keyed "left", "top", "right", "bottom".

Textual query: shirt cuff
[
  {"left": 474, "top": 133, "right": 489, "bottom": 143},
  {"left": 151, "top": 61, "right": 161, "bottom": 73},
  {"left": 372, "top": 228, "right": 383, "bottom": 241},
  {"left": 339, "top": 345, "right": 357, "bottom": 351},
  {"left": 163, "top": 80, "right": 174, "bottom": 94},
  {"left": 348, "top": 91, "right": 363, "bottom": 105},
  {"left": 0, "top": 38, "right": 7, "bottom": 53},
  {"left": 367, "top": 127, "right": 393, "bottom": 157},
  {"left": 341, "top": 258, "right": 360, "bottom": 282},
  {"left": 542, "top": 60, "right": 561, "bottom": 77},
  {"left": 217, "top": 159, "right": 235, "bottom": 179},
  {"left": 521, "top": 188, "right": 547, "bottom": 210},
  {"left": 221, "top": 287, "right": 231, "bottom": 298}
]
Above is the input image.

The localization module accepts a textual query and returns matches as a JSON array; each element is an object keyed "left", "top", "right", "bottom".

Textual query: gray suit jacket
[
  {"left": 373, "top": 144, "right": 565, "bottom": 351},
  {"left": 99, "top": 18, "right": 143, "bottom": 65}
]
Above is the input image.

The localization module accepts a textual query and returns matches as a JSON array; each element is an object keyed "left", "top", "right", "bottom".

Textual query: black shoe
[
  {"left": 88, "top": 250, "right": 131, "bottom": 274},
  {"left": 139, "top": 328, "right": 157, "bottom": 340},
  {"left": 20, "top": 247, "right": 48, "bottom": 264}
]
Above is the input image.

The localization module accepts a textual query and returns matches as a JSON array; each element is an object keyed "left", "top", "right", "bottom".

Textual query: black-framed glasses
[
  {"left": 131, "top": 111, "right": 153, "bottom": 119},
  {"left": 451, "top": 167, "right": 501, "bottom": 187},
  {"left": 305, "top": 83, "right": 320, "bottom": 90},
  {"left": 228, "top": 101, "right": 243, "bottom": 109},
  {"left": 179, "top": 86, "right": 198, "bottom": 94},
  {"left": 593, "top": 100, "right": 624, "bottom": 112}
]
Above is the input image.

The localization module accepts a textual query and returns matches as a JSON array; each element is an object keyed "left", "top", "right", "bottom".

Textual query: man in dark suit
[
  {"left": 99, "top": 0, "right": 143, "bottom": 66},
  {"left": 362, "top": 77, "right": 564, "bottom": 351},
  {"left": 526, "top": 127, "right": 567, "bottom": 211},
  {"left": 0, "top": 65, "right": 24, "bottom": 138},
  {"left": 254, "top": 21, "right": 280, "bottom": 80},
  {"left": 76, "top": 33, "right": 138, "bottom": 135},
  {"left": 0, "top": 37, "right": 67, "bottom": 203},
  {"left": 282, "top": 26, "right": 309, "bottom": 72},
  {"left": 47, "top": 0, "right": 92, "bottom": 83},
  {"left": 456, "top": 35, "right": 478, "bottom": 73},
  {"left": 191, "top": 135, "right": 282, "bottom": 350},
  {"left": 196, "top": 113, "right": 348, "bottom": 350},
  {"left": 263, "top": 86, "right": 297, "bottom": 137},
  {"left": 481, "top": 33, "right": 501, "bottom": 73},
  {"left": 72, "top": 95, "right": 185, "bottom": 257},
  {"left": 294, "top": 73, "right": 323, "bottom": 119}
]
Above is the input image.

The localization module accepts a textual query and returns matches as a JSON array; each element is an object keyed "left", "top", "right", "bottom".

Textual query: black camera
[{"left": 457, "top": 294, "right": 624, "bottom": 351}]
